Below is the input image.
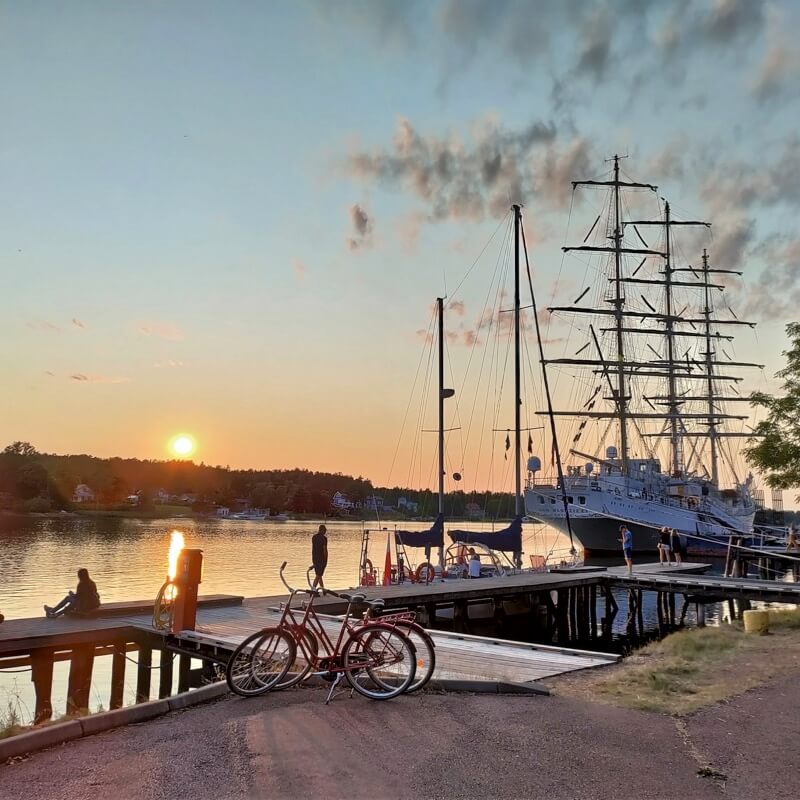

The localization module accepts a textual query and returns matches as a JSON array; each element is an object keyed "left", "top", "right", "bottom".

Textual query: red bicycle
[{"left": 225, "top": 563, "right": 417, "bottom": 702}]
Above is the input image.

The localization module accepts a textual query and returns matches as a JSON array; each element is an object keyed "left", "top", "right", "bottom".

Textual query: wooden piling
[
  {"left": 178, "top": 654, "right": 192, "bottom": 694},
  {"left": 110, "top": 643, "right": 126, "bottom": 710},
  {"left": 30, "top": 649, "right": 54, "bottom": 723},
  {"left": 589, "top": 585, "right": 597, "bottom": 638},
  {"left": 136, "top": 645, "right": 152, "bottom": 703},
  {"left": 667, "top": 592, "right": 676, "bottom": 626},
  {"left": 66, "top": 644, "right": 95, "bottom": 714},
  {"left": 158, "top": 649, "right": 174, "bottom": 699},
  {"left": 556, "top": 589, "right": 569, "bottom": 642}
]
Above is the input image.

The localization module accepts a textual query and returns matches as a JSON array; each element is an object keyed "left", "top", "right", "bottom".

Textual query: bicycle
[
  {"left": 303, "top": 566, "right": 436, "bottom": 693},
  {"left": 225, "top": 562, "right": 416, "bottom": 703}
]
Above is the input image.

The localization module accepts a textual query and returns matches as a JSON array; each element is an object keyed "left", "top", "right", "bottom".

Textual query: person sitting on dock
[
  {"left": 44, "top": 568, "right": 100, "bottom": 618},
  {"left": 658, "top": 527, "right": 672, "bottom": 564},
  {"left": 468, "top": 548, "right": 481, "bottom": 579},
  {"left": 619, "top": 525, "right": 633, "bottom": 574}
]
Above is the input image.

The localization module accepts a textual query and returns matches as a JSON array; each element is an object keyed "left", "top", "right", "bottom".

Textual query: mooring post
[
  {"left": 158, "top": 649, "right": 174, "bottom": 699},
  {"left": 67, "top": 644, "right": 95, "bottom": 714},
  {"left": 110, "top": 643, "right": 126, "bottom": 710},
  {"left": 30, "top": 648, "right": 55, "bottom": 723},
  {"left": 136, "top": 645, "right": 152, "bottom": 703},
  {"left": 696, "top": 601, "right": 706, "bottom": 626}
]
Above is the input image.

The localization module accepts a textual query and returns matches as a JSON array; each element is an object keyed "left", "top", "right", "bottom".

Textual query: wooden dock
[
  {"left": 171, "top": 597, "right": 619, "bottom": 687},
  {"left": 3, "top": 560, "right": 799, "bottom": 724}
]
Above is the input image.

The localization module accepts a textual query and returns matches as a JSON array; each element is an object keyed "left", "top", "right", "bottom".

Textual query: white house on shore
[
  {"left": 365, "top": 495, "right": 384, "bottom": 511},
  {"left": 397, "top": 497, "right": 419, "bottom": 514},
  {"left": 72, "top": 484, "right": 96, "bottom": 503},
  {"left": 332, "top": 491, "right": 355, "bottom": 512}
]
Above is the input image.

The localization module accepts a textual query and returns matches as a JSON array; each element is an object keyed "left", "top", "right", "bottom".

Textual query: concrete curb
[
  {"left": 428, "top": 678, "right": 549, "bottom": 695},
  {"left": 0, "top": 683, "right": 230, "bottom": 763}
]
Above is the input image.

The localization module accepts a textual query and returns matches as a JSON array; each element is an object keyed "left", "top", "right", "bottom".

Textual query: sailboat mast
[
  {"left": 663, "top": 201, "right": 681, "bottom": 475},
  {"left": 513, "top": 205, "right": 522, "bottom": 516},
  {"left": 612, "top": 156, "right": 630, "bottom": 473},
  {"left": 437, "top": 296, "right": 445, "bottom": 515},
  {"left": 701, "top": 249, "right": 720, "bottom": 486}
]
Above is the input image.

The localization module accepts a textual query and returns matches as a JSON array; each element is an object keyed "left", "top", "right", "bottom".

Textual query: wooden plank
[
  {"left": 30, "top": 648, "right": 54, "bottom": 723},
  {"left": 110, "top": 644, "right": 126, "bottom": 710},
  {"left": 66, "top": 644, "right": 94, "bottom": 714}
]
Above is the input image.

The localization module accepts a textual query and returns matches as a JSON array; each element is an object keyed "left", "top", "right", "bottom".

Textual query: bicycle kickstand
[{"left": 324, "top": 672, "right": 344, "bottom": 705}]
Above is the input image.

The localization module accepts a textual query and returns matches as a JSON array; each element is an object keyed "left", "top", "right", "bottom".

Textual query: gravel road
[{"left": 2, "top": 677, "right": 798, "bottom": 800}]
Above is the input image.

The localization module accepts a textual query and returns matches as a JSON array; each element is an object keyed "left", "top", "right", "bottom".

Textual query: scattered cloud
[
  {"left": 27, "top": 320, "right": 60, "bottom": 332},
  {"left": 346, "top": 115, "right": 572, "bottom": 222},
  {"left": 292, "top": 258, "right": 308, "bottom": 280},
  {"left": 742, "top": 235, "right": 800, "bottom": 320},
  {"left": 448, "top": 300, "right": 465, "bottom": 316},
  {"left": 347, "top": 203, "right": 375, "bottom": 250},
  {"left": 750, "top": 9, "right": 800, "bottom": 104},
  {"left": 137, "top": 321, "right": 184, "bottom": 341},
  {"left": 415, "top": 328, "right": 433, "bottom": 345},
  {"left": 69, "top": 373, "right": 130, "bottom": 384}
]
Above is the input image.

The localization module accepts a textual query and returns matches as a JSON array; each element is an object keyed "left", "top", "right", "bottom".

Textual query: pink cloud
[
  {"left": 70, "top": 373, "right": 130, "bottom": 384},
  {"left": 292, "top": 258, "right": 308, "bottom": 280},
  {"left": 137, "top": 321, "right": 184, "bottom": 341}
]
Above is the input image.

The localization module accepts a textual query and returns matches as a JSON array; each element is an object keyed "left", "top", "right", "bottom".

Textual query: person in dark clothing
[
  {"left": 44, "top": 568, "right": 100, "bottom": 618},
  {"left": 658, "top": 527, "right": 672, "bottom": 564},
  {"left": 311, "top": 524, "right": 328, "bottom": 590}
]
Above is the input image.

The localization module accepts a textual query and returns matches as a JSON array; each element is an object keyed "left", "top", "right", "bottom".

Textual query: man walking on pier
[{"left": 311, "top": 524, "right": 328, "bottom": 590}]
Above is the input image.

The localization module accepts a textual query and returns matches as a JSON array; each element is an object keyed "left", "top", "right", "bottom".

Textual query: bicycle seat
[
  {"left": 337, "top": 591, "right": 367, "bottom": 603},
  {"left": 365, "top": 599, "right": 385, "bottom": 612}
]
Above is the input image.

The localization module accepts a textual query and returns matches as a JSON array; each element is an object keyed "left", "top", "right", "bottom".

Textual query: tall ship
[{"left": 524, "top": 156, "right": 761, "bottom": 555}]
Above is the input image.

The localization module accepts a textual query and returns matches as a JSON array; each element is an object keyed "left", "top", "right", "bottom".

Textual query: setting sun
[{"left": 169, "top": 434, "right": 196, "bottom": 458}]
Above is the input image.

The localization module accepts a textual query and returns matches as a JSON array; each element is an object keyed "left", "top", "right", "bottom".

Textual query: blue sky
[{"left": 1, "top": 0, "right": 798, "bottom": 494}]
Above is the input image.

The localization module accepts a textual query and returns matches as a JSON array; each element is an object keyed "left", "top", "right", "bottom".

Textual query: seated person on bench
[{"left": 44, "top": 568, "right": 101, "bottom": 618}]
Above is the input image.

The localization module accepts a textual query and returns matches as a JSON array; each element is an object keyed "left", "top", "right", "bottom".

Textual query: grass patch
[{"left": 550, "top": 618, "right": 800, "bottom": 715}]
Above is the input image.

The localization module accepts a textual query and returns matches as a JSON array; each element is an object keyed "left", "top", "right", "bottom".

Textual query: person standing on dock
[
  {"left": 669, "top": 528, "right": 684, "bottom": 565},
  {"left": 658, "top": 527, "right": 672, "bottom": 564},
  {"left": 619, "top": 525, "right": 633, "bottom": 574},
  {"left": 311, "top": 524, "right": 328, "bottom": 591}
]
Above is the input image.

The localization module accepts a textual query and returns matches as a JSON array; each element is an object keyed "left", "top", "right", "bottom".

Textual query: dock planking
[{"left": 175, "top": 597, "right": 619, "bottom": 684}]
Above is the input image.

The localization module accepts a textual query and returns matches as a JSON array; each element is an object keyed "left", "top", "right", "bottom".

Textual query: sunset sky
[{"left": 1, "top": 1, "right": 799, "bottom": 497}]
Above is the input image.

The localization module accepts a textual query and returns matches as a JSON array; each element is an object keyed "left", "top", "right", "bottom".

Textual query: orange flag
[{"left": 382, "top": 532, "right": 393, "bottom": 586}]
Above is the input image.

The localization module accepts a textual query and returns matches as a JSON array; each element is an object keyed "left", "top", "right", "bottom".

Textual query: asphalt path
[{"left": 1, "top": 677, "right": 798, "bottom": 800}]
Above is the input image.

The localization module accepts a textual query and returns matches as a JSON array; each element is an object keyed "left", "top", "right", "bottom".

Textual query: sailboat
[
  {"left": 392, "top": 205, "right": 576, "bottom": 576},
  {"left": 524, "top": 156, "right": 760, "bottom": 555}
]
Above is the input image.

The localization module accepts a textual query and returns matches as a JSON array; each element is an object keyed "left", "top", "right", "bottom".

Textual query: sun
[{"left": 169, "top": 434, "right": 196, "bottom": 459}]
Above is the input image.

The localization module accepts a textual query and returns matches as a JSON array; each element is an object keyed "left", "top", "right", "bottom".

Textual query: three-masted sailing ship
[{"left": 524, "top": 156, "right": 760, "bottom": 555}]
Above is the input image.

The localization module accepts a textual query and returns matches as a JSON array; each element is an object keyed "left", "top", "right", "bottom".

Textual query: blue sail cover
[
  {"left": 447, "top": 516, "right": 523, "bottom": 553},
  {"left": 395, "top": 514, "right": 444, "bottom": 549}
]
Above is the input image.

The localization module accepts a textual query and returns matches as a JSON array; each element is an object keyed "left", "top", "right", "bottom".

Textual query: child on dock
[{"left": 44, "top": 568, "right": 100, "bottom": 618}]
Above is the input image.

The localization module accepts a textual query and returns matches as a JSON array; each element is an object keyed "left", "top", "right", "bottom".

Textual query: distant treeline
[{"left": 0, "top": 441, "right": 517, "bottom": 518}]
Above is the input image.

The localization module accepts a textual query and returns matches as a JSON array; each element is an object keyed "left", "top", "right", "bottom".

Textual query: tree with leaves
[
  {"left": 746, "top": 322, "right": 800, "bottom": 497},
  {"left": 3, "top": 441, "right": 38, "bottom": 456}
]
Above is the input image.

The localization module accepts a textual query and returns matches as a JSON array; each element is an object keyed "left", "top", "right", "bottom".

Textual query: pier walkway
[{"left": 174, "top": 597, "right": 619, "bottom": 687}]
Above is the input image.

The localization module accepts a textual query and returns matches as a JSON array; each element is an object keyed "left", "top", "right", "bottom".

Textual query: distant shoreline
[{"left": 0, "top": 509, "right": 508, "bottom": 524}]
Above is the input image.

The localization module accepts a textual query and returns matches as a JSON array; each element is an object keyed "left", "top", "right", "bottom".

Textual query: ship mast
[
  {"left": 543, "top": 160, "right": 762, "bottom": 476},
  {"left": 611, "top": 156, "right": 630, "bottom": 473},
  {"left": 701, "top": 249, "right": 719, "bottom": 486}
]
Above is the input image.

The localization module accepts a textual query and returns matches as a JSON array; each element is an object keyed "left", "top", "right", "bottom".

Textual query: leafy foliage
[{"left": 746, "top": 323, "right": 800, "bottom": 495}]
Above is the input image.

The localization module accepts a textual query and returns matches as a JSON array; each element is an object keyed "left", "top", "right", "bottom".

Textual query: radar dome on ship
[
  {"left": 527, "top": 456, "right": 541, "bottom": 473},
  {"left": 606, "top": 446, "right": 618, "bottom": 460},
  {"left": 585, "top": 462, "right": 594, "bottom": 474}
]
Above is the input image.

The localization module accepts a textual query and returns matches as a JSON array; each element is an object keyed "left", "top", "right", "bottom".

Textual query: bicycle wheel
[
  {"left": 342, "top": 624, "right": 415, "bottom": 700},
  {"left": 275, "top": 628, "right": 319, "bottom": 690},
  {"left": 225, "top": 628, "right": 295, "bottom": 697},
  {"left": 396, "top": 623, "right": 435, "bottom": 692}
]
